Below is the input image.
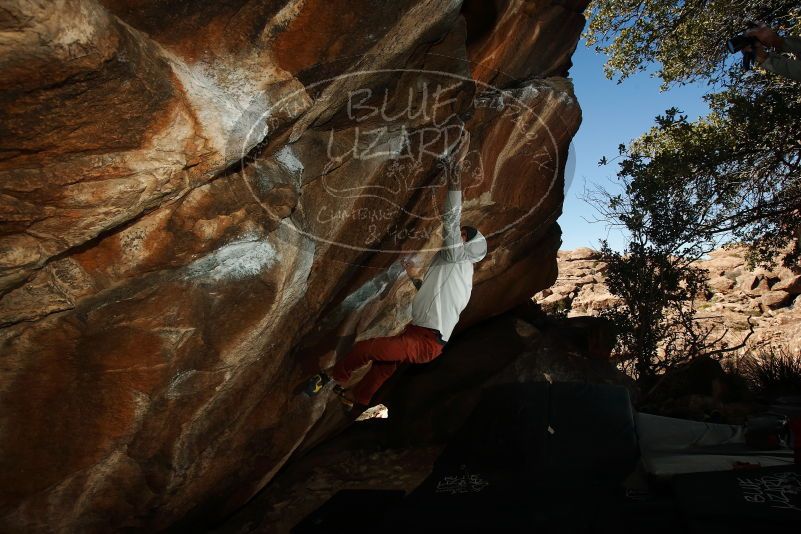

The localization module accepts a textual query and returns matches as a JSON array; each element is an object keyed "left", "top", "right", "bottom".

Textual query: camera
[
  {"left": 727, "top": 34, "right": 757, "bottom": 54},
  {"left": 727, "top": 34, "right": 759, "bottom": 70},
  {"left": 726, "top": 23, "right": 759, "bottom": 70}
]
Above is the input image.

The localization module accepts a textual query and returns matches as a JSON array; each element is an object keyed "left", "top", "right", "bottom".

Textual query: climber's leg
[
  {"left": 349, "top": 361, "right": 398, "bottom": 405},
  {"left": 330, "top": 325, "right": 444, "bottom": 404},
  {"left": 330, "top": 332, "right": 408, "bottom": 385}
]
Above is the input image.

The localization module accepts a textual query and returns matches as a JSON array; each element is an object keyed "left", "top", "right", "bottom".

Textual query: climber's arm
[
  {"left": 440, "top": 131, "right": 469, "bottom": 263},
  {"left": 440, "top": 191, "right": 465, "bottom": 263}
]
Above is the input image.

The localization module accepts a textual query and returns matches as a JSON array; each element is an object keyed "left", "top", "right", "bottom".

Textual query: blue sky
[{"left": 559, "top": 40, "right": 712, "bottom": 251}]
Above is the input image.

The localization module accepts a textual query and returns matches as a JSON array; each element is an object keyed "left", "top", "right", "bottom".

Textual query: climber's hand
[{"left": 400, "top": 257, "right": 417, "bottom": 278}]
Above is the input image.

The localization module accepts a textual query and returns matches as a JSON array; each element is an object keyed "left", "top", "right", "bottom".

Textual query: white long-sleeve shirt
[{"left": 411, "top": 191, "right": 487, "bottom": 342}]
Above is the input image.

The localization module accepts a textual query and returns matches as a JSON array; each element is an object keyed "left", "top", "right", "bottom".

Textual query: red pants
[{"left": 331, "top": 324, "right": 444, "bottom": 405}]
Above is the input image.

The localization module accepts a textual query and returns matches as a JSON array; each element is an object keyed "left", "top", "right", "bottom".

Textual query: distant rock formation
[
  {"left": 0, "top": 1, "right": 587, "bottom": 531},
  {"left": 536, "top": 246, "right": 801, "bottom": 355}
]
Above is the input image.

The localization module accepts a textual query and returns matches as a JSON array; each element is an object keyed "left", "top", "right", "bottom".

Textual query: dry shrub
[{"left": 735, "top": 346, "right": 801, "bottom": 399}]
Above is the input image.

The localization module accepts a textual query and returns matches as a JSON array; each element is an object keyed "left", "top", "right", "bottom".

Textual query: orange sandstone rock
[{"left": 0, "top": 1, "right": 587, "bottom": 531}]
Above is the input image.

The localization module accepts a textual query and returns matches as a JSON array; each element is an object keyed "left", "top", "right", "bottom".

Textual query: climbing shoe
[{"left": 304, "top": 372, "right": 331, "bottom": 397}]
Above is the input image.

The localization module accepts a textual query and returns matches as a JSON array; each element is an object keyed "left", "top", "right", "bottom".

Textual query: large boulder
[
  {"left": 0, "top": 0, "right": 587, "bottom": 531},
  {"left": 773, "top": 275, "right": 801, "bottom": 294},
  {"left": 707, "top": 276, "right": 735, "bottom": 292},
  {"left": 218, "top": 307, "right": 631, "bottom": 533},
  {"left": 761, "top": 291, "right": 792, "bottom": 310}
]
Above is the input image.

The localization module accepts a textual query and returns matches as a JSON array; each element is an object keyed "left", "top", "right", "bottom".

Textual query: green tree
[
  {"left": 586, "top": 0, "right": 801, "bottom": 265},
  {"left": 598, "top": 242, "right": 707, "bottom": 382},
  {"left": 591, "top": 131, "right": 718, "bottom": 382},
  {"left": 586, "top": 0, "right": 800, "bottom": 85},
  {"left": 584, "top": 1, "right": 799, "bottom": 380}
]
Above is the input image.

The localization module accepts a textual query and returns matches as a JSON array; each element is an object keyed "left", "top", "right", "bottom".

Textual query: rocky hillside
[
  {"left": 536, "top": 246, "right": 801, "bottom": 355},
  {"left": 0, "top": 1, "right": 587, "bottom": 531}
]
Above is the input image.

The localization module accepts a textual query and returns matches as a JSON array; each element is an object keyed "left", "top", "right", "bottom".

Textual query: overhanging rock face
[{"left": 0, "top": 0, "right": 586, "bottom": 531}]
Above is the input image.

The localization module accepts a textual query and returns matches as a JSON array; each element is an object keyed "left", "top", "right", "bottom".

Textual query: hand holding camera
[
  {"left": 746, "top": 26, "right": 783, "bottom": 49},
  {"left": 728, "top": 23, "right": 801, "bottom": 81},
  {"left": 727, "top": 24, "right": 784, "bottom": 70}
]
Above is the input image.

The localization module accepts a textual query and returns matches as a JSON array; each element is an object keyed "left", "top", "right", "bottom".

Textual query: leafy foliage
[
  {"left": 599, "top": 241, "right": 707, "bottom": 382},
  {"left": 603, "top": 92, "right": 801, "bottom": 266},
  {"left": 585, "top": 0, "right": 801, "bottom": 85},
  {"left": 586, "top": 1, "right": 801, "bottom": 266},
  {"left": 735, "top": 346, "right": 801, "bottom": 398},
  {"left": 584, "top": 1, "right": 801, "bottom": 381}
]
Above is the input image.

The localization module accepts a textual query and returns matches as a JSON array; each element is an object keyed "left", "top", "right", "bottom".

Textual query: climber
[{"left": 305, "top": 129, "right": 488, "bottom": 408}]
